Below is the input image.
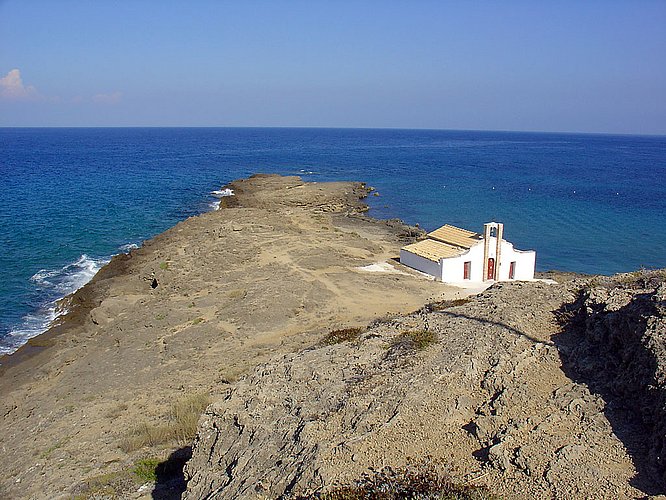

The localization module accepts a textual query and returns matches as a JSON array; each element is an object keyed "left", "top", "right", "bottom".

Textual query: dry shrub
[
  {"left": 120, "top": 393, "right": 210, "bottom": 452},
  {"left": 428, "top": 298, "right": 472, "bottom": 312},
  {"left": 72, "top": 470, "right": 138, "bottom": 499},
  {"left": 321, "top": 327, "right": 364, "bottom": 346},
  {"left": 391, "top": 330, "right": 438, "bottom": 352},
  {"left": 295, "top": 462, "right": 492, "bottom": 499}
]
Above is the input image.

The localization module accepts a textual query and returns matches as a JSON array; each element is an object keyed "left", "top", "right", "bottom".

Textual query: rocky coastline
[
  {"left": 0, "top": 174, "right": 461, "bottom": 498},
  {"left": 1, "top": 174, "right": 664, "bottom": 499}
]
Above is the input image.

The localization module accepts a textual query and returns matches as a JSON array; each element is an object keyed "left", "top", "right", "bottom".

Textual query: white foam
[
  {"left": 211, "top": 188, "right": 234, "bottom": 198},
  {"left": 1, "top": 254, "right": 110, "bottom": 356},
  {"left": 119, "top": 242, "right": 139, "bottom": 253},
  {"left": 209, "top": 188, "right": 234, "bottom": 211},
  {"left": 31, "top": 254, "right": 107, "bottom": 294}
]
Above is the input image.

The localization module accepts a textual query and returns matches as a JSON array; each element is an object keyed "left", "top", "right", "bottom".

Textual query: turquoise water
[{"left": 1, "top": 127, "right": 665, "bottom": 354}]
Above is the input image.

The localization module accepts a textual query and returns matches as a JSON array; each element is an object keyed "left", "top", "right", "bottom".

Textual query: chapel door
[{"left": 487, "top": 258, "right": 495, "bottom": 280}]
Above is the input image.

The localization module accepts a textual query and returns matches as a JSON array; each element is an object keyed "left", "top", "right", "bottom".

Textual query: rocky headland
[
  {"left": 0, "top": 174, "right": 462, "bottom": 499},
  {"left": 1, "top": 174, "right": 665, "bottom": 499}
]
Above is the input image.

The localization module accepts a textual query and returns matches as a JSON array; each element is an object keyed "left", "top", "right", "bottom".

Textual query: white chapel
[{"left": 400, "top": 222, "right": 536, "bottom": 283}]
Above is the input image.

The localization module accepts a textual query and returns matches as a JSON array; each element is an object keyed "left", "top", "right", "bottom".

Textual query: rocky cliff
[{"left": 185, "top": 272, "right": 666, "bottom": 499}]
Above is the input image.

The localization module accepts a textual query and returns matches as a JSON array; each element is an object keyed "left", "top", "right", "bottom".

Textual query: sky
[{"left": 0, "top": 1, "right": 665, "bottom": 134}]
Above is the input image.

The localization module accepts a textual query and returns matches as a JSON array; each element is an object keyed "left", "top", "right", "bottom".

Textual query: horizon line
[{"left": 1, "top": 125, "right": 664, "bottom": 138}]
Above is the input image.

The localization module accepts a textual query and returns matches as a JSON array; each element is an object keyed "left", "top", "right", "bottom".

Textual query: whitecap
[
  {"left": 119, "top": 242, "right": 139, "bottom": 253},
  {"left": 30, "top": 254, "right": 108, "bottom": 294},
  {"left": 211, "top": 188, "right": 234, "bottom": 198},
  {"left": 1, "top": 254, "right": 110, "bottom": 356}
]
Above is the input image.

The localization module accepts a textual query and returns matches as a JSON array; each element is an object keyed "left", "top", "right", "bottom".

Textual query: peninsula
[
  {"left": 1, "top": 174, "right": 664, "bottom": 499},
  {"left": 0, "top": 174, "right": 462, "bottom": 498}
]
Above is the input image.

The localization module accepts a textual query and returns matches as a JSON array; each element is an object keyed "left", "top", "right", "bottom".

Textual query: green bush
[{"left": 132, "top": 458, "right": 161, "bottom": 482}]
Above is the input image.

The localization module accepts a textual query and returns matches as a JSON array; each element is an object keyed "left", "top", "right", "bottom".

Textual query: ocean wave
[
  {"left": 0, "top": 254, "right": 110, "bottom": 356},
  {"left": 209, "top": 187, "right": 234, "bottom": 211},
  {"left": 119, "top": 242, "right": 139, "bottom": 253},
  {"left": 211, "top": 188, "right": 234, "bottom": 198}
]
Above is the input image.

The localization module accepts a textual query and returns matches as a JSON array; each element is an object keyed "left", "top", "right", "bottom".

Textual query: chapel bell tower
[{"left": 482, "top": 222, "right": 504, "bottom": 281}]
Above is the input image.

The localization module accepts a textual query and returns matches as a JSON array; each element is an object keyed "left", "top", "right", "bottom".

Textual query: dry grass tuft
[
  {"left": 294, "top": 462, "right": 492, "bottom": 499},
  {"left": 394, "top": 329, "right": 438, "bottom": 351},
  {"left": 120, "top": 393, "right": 210, "bottom": 452},
  {"left": 427, "top": 298, "right": 472, "bottom": 312},
  {"left": 321, "top": 327, "right": 364, "bottom": 346},
  {"left": 385, "top": 330, "right": 439, "bottom": 360}
]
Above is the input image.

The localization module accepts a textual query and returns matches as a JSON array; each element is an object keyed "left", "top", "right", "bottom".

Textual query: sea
[{"left": 1, "top": 127, "right": 665, "bottom": 354}]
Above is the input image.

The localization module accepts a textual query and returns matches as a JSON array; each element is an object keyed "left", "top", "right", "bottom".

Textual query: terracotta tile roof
[
  {"left": 402, "top": 239, "right": 466, "bottom": 262},
  {"left": 427, "top": 224, "right": 482, "bottom": 249}
]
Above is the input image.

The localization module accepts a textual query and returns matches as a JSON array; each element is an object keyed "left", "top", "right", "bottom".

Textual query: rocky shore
[
  {"left": 1, "top": 174, "right": 664, "bottom": 499},
  {"left": 0, "top": 174, "right": 462, "bottom": 499}
]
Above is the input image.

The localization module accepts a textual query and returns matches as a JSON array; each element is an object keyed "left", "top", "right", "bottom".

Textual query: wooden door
[
  {"left": 487, "top": 258, "right": 495, "bottom": 280},
  {"left": 463, "top": 261, "right": 471, "bottom": 280}
]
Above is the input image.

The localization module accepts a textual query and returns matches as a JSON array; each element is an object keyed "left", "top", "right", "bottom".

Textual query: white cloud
[
  {"left": 92, "top": 91, "right": 122, "bottom": 104},
  {"left": 1, "top": 69, "right": 122, "bottom": 105},
  {"left": 0, "top": 69, "right": 39, "bottom": 100}
]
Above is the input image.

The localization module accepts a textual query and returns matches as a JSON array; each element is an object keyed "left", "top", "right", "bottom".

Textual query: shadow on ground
[
  {"left": 151, "top": 446, "right": 192, "bottom": 500},
  {"left": 552, "top": 286, "right": 666, "bottom": 495}
]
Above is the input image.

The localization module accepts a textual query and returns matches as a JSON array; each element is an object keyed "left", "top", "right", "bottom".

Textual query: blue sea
[{"left": 1, "top": 128, "right": 665, "bottom": 354}]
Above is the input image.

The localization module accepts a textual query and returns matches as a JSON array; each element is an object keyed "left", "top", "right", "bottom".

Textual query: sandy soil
[{"left": 0, "top": 174, "right": 468, "bottom": 499}]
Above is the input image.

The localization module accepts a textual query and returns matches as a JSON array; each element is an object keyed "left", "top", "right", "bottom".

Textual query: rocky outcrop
[
  {"left": 185, "top": 275, "right": 666, "bottom": 499},
  {"left": 556, "top": 271, "right": 666, "bottom": 492}
]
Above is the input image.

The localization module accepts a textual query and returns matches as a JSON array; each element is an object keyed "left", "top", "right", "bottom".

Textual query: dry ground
[{"left": 0, "top": 175, "right": 467, "bottom": 499}]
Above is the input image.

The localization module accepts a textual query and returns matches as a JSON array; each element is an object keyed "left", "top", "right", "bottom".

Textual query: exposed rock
[
  {"left": 185, "top": 275, "right": 666, "bottom": 498},
  {"left": 555, "top": 272, "right": 666, "bottom": 491},
  {"left": 0, "top": 175, "right": 458, "bottom": 499}
]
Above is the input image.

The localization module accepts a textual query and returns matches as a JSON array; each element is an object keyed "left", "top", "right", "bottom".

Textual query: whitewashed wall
[
  {"left": 401, "top": 237, "right": 536, "bottom": 283},
  {"left": 399, "top": 249, "right": 441, "bottom": 278},
  {"left": 440, "top": 245, "right": 484, "bottom": 283}
]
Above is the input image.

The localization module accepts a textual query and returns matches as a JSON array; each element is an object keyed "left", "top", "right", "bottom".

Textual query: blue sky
[{"left": 1, "top": 1, "right": 665, "bottom": 134}]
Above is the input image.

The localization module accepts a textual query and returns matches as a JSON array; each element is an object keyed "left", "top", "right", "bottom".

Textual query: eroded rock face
[
  {"left": 556, "top": 276, "right": 666, "bottom": 490},
  {"left": 185, "top": 277, "right": 666, "bottom": 499}
]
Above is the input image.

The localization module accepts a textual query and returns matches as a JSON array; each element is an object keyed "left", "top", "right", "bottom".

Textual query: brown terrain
[
  {"left": 2, "top": 174, "right": 665, "bottom": 499},
  {"left": 185, "top": 272, "right": 666, "bottom": 499},
  {"left": 0, "top": 174, "right": 466, "bottom": 499}
]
